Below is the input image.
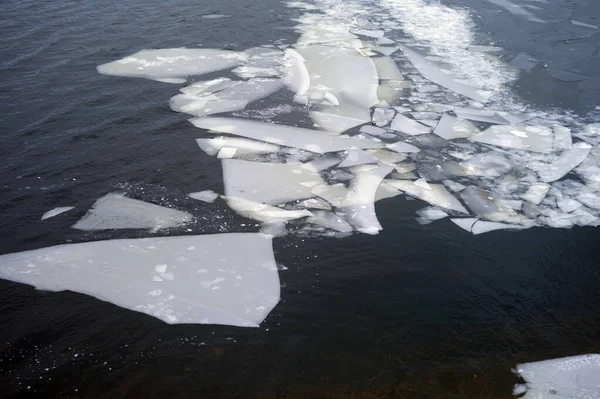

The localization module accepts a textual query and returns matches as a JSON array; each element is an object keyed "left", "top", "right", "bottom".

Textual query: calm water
[{"left": 1, "top": 0, "right": 599, "bottom": 397}]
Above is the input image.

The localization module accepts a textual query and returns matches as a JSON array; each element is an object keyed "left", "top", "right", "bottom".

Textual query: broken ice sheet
[
  {"left": 222, "top": 159, "right": 324, "bottom": 205},
  {"left": 537, "top": 142, "right": 591, "bottom": 182},
  {"left": 72, "top": 193, "right": 193, "bottom": 232},
  {"left": 97, "top": 48, "right": 248, "bottom": 81},
  {"left": 372, "top": 107, "right": 396, "bottom": 127},
  {"left": 188, "top": 190, "right": 219, "bottom": 203},
  {"left": 338, "top": 147, "right": 379, "bottom": 168},
  {"left": 515, "top": 354, "right": 600, "bottom": 399},
  {"left": 306, "top": 210, "right": 353, "bottom": 233},
  {"left": 338, "top": 165, "right": 393, "bottom": 235},
  {"left": 196, "top": 136, "right": 280, "bottom": 157},
  {"left": 451, "top": 218, "right": 529, "bottom": 235},
  {"left": 223, "top": 196, "right": 312, "bottom": 224},
  {"left": 190, "top": 117, "right": 383, "bottom": 154},
  {"left": 41, "top": 207, "right": 74, "bottom": 221},
  {"left": 372, "top": 57, "right": 403, "bottom": 80},
  {"left": 390, "top": 114, "right": 431, "bottom": 136},
  {"left": 510, "top": 52, "right": 539, "bottom": 72},
  {"left": 469, "top": 125, "right": 554, "bottom": 153},
  {"left": 0, "top": 233, "right": 279, "bottom": 327}
]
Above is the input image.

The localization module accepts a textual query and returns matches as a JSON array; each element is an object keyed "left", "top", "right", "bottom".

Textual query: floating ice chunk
[
  {"left": 191, "top": 117, "right": 383, "bottom": 154},
  {"left": 359, "top": 125, "right": 387, "bottom": 137},
  {"left": 41, "top": 207, "right": 75, "bottom": 220},
  {"left": 515, "top": 354, "right": 600, "bottom": 399},
  {"left": 297, "top": 45, "right": 379, "bottom": 110},
  {"left": 306, "top": 210, "right": 354, "bottom": 233},
  {"left": 537, "top": 142, "right": 591, "bottom": 182},
  {"left": 385, "top": 141, "right": 421, "bottom": 154},
  {"left": 367, "top": 149, "right": 407, "bottom": 165},
  {"left": 553, "top": 126, "right": 572, "bottom": 149},
  {"left": 443, "top": 180, "right": 466, "bottom": 192},
  {"left": 97, "top": 49, "right": 247, "bottom": 81},
  {"left": 282, "top": 48, "right": 310, "bottom": 95},
  {"left": 398, "top": 45, "right": 490, "bottom": 102},
  {"left": 373, "top": 57, "right": 403, "bottom": 80},
  {"left": 338, "top": 166, "right": 393, "bottom": 234},
  {"left": 338, "top": 148, "right": 379, "bottom": 168},
  {"left": 372, "top": 107, "right": 396, "bottom": 127},
  {"left": 299, "top": 154, "right": 341, "bottom": 172},
  {"left": 433, "top": 113, "right": 479, "bottom": 140},
  {"left": 471, "top": 220, "right": 529, "bottom": 235},
  {"left": 217, "top": 147, "right": 237, "bottom": 159},
  {"left": 470, "top": 125, "right": 554, "bottom": 153},
  {"left": 548, "top": 69, "right": 587, "bottom": 83},
  {"left": 222, "top": 159, "right": 324, "bottom": 205},
  {"left": 577, "top": 191, "right": 600, "bottom": 210},
  {"left": 416, "top": 207, "right": 448, "bottom": 221},
  {"left": 460, "top": 187, "right": 499, "bottom": 215},
  {"left": 575, "top": 123, "right": 600, "bottom": 146},
  {"left": 299, "top": 197, "right": 331, "bottom": 210},
  {"left": 259, "top": 221, "right": 288, "bottom": 238},
  {"left": 461, "top": 152, "right": 511, "bottom": 178},
  {"left": 72, "top": 193, "right": 192, "bottom": 231},
  {"left": 180, "top": 78, "right": 237, "bottom": 96},
  {"left": 151, "top": 77, "right": 187, "bottom": 84},
  {"left": 454, "top": 107, "right": 509, "bottom": 124},
  {"left": 188, "top": 190, "right": 219, "bottom": 203},
  {"left": 510, "top": 52, "right": 539, "bottom": 72},
  {"left": 450, "top": 218, "right": 479, "bottom": 232},
  {"left": 572, "top": 20, "right": 599, "bottom": 30},
  {"left": 310, "top": 109, "right": 369, "bottom": 134},
  {"left": 201, "top": 14, "right": 231, "bottom": 19},
  {"left": 375, "top": 181, "right": 402, "bottom": 201},
  {"left": 311, "top": 184, "right": 350, "bottom": 207},
  {"left": 390, "top": 114, "right": 431, "bottom": 136},
  {"left": 222, "top": 196, "right": 311, "bottom": 223},
  {"left": 0, "top": 233, "right": 279, "bottom": 327},
  {"left": 170, "top": 79, "right": 283, "bottom": 117},
  {"left": 386, "top": 180, "right": 468, "bottom": 213},
  {"left": 557, "top": 198, "right": 582, "bottom": 213},
  {"left": 414, "top": 178, "right": 431, "bottom": 190},
  {"left": 522, "top": 183, "right": 550, "bottom": 205},
  {"left": 196, "top": 136, "right": 280, "bottom": 157}
]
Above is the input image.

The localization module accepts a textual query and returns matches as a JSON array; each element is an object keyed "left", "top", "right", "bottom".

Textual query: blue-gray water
[{"left": 1, "top": 0, "right": 599, "bottom": 397}]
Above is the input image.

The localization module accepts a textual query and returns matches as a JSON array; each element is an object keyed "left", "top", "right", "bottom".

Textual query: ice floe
[
  {"left": 0, "top": 234, "right": 279, "bottom": 327},
  {"left": 515, "top": 354, "right": 600, "bottom": 399},
  {"left": 188, "top": 190, "right": 219, "bottom": 203},
  {"left": 72, "top": 193, "right": 193, "bottom": 232}
]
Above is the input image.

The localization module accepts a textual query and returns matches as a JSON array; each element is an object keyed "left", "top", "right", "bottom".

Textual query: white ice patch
[
  {"left": 515, "top": 354, "right": 600, "bottom": 399},
  {"left": 97, "top": 49, "right": 248, "bottom": 81},
  {"left": 470, "top": 125, "right": 554, "bottom": 153},
  {"left": 222, "top": 196, "right": 312, "bottom": 223},
  {"left": 196, "top": 136, "right": 280, "bottom": 157},
  {"left": 0, "top": 233, "right": 279, "bottom": 327},
  {"left": 222, "top": 158, "right": 324, "bottom": 205},
  {"left": 537, "top": 142, "right": 591, "bottom": 183},
  {"left": 188, "top": 190, "right": 219, "bottom": 203},
  {"left": 433, "top": 113, "right": 479, "bottom": 140},
  {"left": 41, "top": 207, "right": 74, "bottom": 221},
  {"left": 386, "top": 180, "right": 468, "bottom": 214},
  {"left": 190, "top": 117, "right": 383, "bottom": 153},
  {"left": 390, "top": 114, "right": 431, "bottom": 136},
  {"left": 72, "top": 193, "right": 192, "bottom": 231}
]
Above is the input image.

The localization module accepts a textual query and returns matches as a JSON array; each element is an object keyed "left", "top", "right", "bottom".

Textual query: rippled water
[{"left": 1, "top": 0, "right": 600, "bottom": 397}]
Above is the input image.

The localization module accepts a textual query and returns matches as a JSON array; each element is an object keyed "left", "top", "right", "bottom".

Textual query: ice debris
[{"left": 41, "top": 207, "right": 74, "bottom": 221}]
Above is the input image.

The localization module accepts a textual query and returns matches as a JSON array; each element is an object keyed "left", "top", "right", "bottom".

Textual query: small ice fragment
[
  {"left": 282, "top": 48, "right": 310, "bottom": 95},
  {"left": 338, "top": 148, "right": 379, "bottom": 168},
  {"left": 537, "top": 142, "right": 591, "bottom": 182},
  {"left": 72, "top": 193, "right": 192, "bottom": 231},
  {"left": 443, "top": 180, "right": 466, "bottom": 192},
  {"left": 155, "top": 264, "right": 167, "bottom": 273},
  {"left": 222, "top": 196, "right": 312, "bottom": 223},
  {"left": 41, "top": 207, "right": 75, "bottom": 221},
  {"left": 386, "top": 180, "right": 468, "bottom": 213},
  {"left": 572, "top": 19, "right": 599, "bottom": 29},
  {"left": 557, "top": 198, "right": 582, "bottom": 213},
  {"left": 450, "top": 218, "right": 479, "bottom": 232},
  {"left": 188, "top": 190, "right": 219, "bottom": 203},
  {"left": 386, "top": 141, "right": 421, "bottom": 154},
  {"left": 375, "top": 181, "right": 402, "bottom": 201},
  {"left": 522, "top": 183, "right": 550, "bottom": 205},
  {"left": 372, "top": 108, "right": 396, "bottom": 127},
  {"left": 299, "top": 154, "right": 341, "bottom": 172},
  {"left": 414, "top": 178, "right": 431, "bottom": 190},
  {"left": 299, "top": 198, "right": 331, "bottom": 210},
  {"left": 306, "top": 210, "right": 353, "bottom": 233},
  {"left": 359, "top": 125, "right": 387, "bottom": 137},
  {"left": 196, "top": 136, "right": 280, "bottom": 157},
  {"left": 433, "top": 113, "right": 479, "bottom": 140},
  {"left": 390, "top": 114, "right": 431, "bottom": 136},
  {"left": 469, "top": 125, "right": 554, "bottom": 153},
  {"left": 311, "top": 184, "right": 350, "bottom": 207},
  {"left": 416, "top": 207, "right": 448, "bottom": 221},
  {"left": 471, "top": 220, "right": 529, "bottom": 235}
]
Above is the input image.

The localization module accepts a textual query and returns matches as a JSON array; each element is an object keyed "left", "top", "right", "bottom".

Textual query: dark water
[{"left": 1, "top": 0, "right": 599, "bottom": 398}]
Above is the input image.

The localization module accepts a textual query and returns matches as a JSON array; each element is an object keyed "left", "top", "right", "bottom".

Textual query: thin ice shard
[
  {"left": 196, "top": 136, "right": 280, "bottom": 157},
  {"left": 41, "top": 207, "right": 75, "bottom": 221},
  {"left": 190, "top": 117, "right": 383, "bottom": 154},
  {"left": 188, "top": 190, "right": 219, "bottom": 203},
  {"left": 0, "top": 234, "right": 280, "bottom": 327},
  {"left": 72, "top": 193, "right": 193, "bottom": 231},
  {"left": 97, "top": 49, "right": 247, "bottom": 81},
  {"left": 386, "top": 180, "right": 469, "bottom": 213}
]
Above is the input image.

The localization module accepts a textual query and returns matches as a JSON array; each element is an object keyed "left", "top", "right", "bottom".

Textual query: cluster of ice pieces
[
  {"left": 514, "top": 354, "right": 600, "bottom": 399},
  {"left": 2, "top": 0, "right": 600, "bottom": 329}
]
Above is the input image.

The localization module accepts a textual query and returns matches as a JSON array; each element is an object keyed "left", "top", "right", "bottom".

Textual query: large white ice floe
[
  {"left": 97, "top": 49, "right": 248, "bottom": 82},
  {"left": 0, "top": 233, "right": 280, "bottom": 327},
  {"left": 515, "top": 354, "right": 600, "bottom": 399},
  {"left": 72, "top": 193, "right": 193, "bottom": 232},
  {"left": 190, "top": 117, "right": 383, "bottom": 153}
]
